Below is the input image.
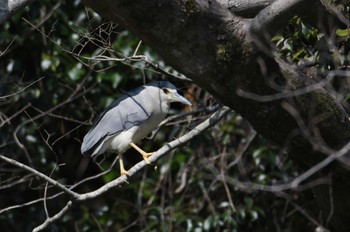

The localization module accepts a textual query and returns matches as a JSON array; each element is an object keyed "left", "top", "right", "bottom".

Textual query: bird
[{"left": 81, "top": 81, "right": 192, "bottom": 175}]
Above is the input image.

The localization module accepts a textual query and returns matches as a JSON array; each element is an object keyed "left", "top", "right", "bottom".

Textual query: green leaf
[
  {"left": 271, "top": 35, "right": 284, "bottom": 42},
  {"left": 292, "top": 48, "right": 305, "bottom": 60},
  {"left": 336, "top": 28, "right": 350, "bottom": 37}
]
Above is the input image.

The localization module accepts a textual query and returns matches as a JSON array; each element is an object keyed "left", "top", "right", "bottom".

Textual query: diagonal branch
[
  {"left": 77, "top": 106, "right": 231, "bottom": 201},
  {"left": 0, "top": 154, "right": 80, "bottom": 199},
  {"left": 32, "top": 201, "right": 73, "bottom": 232}
]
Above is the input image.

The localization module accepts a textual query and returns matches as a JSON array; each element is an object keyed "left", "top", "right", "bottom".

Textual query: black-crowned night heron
[{"left": 81, "top": 81, "right": 191, "bottom": 175}]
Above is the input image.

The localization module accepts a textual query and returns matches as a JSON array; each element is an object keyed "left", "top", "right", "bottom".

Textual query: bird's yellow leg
[
  {"left": 119, "top": 155, "right": 129, "bottom": 176},
  {"left": 130, "top": 142, "right": 155, "bottom": 164}
]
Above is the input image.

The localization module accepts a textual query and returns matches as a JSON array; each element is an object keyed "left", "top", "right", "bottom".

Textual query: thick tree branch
[
  {"left": 249, "top": 0, "right": 319, "bottom": 36},
  {"left": 217, "top": 0, "right": 273, "bottom": 18},
  {"left": 249, "top": 0, "right": 348, "bottom": 37}
]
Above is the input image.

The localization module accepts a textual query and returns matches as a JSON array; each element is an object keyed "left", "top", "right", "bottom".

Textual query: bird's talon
[
  {"left": 143, "top": 156, "right": 151, "bottom": 164},
  {"left": 145, "top": 152, "right": 155, "bottom": 157},
  {"left": 120, "top": 169, "right": 129, "bottom": 176}
]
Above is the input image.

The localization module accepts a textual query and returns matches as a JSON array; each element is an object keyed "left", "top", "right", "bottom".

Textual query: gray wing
[{"left": 81, "top": 86, "right": 150, "bottom": 156}]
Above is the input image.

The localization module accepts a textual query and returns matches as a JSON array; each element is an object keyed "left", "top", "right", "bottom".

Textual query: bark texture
[{"left": 83, "top": 0, "right": 350, "bottom": 231}]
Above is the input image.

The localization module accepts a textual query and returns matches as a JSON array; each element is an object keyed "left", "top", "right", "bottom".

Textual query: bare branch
[
  {"left": 12, "top": 77, "right": 87, "bottom": 165},
  {"left": 0, "top": 103, "right": 31, "bottom": 128},
  {"left": 236, "top": 75, "right": 333, "bottom": 102},
  {"left": 223, "top": 139, "right": 350, "bottom": 192},
  {"left": 217, "top": 0, "right": 274, "bottom": 18},
  {"left": 274, "top": 191, "right": 329, "bottom": 230},
  {"left": 0, "top": 154, "right": 80, "bottom": 199},
  {"left": 249, "top": 0, "right": 319, "bottom": 36},
  {"left": 83, "top": 54, "right": 192, "bottom": 83},
  {"left": 319, "top": 0, "right": 348, "bottom": 27},
  {"left": 0, "top": 77, "right": 44, "bottom": 100},
  {"left": 32, "top": 201, "right": 73, "bottom": 232},
  {"left": 0, "top": 191, "right": 63, "bottom": 215}
]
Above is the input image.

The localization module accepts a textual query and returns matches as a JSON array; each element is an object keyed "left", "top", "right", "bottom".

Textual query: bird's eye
[{"left": 162, "top": 88, "right": 170, "bottom": 94}]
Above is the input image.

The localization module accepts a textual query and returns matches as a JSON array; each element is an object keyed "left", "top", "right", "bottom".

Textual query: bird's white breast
[
  {"left": 107, "top": 108, "right": 168, "bottom": 154},
  {"left": 109, "top": 127, "right": 138, "bottom": 152}
]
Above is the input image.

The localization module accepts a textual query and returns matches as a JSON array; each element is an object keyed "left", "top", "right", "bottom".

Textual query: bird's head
[
  {"left": 161, "top": 87, "right": 192, "bottom": 106},
  {"left": 155, "top": 81, "right": 192, "bottom": 106}
]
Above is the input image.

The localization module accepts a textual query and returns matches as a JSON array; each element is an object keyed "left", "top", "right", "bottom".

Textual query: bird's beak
[{"left": 172, "top": 92, "right": 192, "bottom": 106}]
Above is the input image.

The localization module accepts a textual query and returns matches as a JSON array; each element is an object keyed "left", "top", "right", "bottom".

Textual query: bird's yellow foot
[
  {"left": 119, "top": 156, "right": 129, "bottom": 176},
  {"left": 141, "top": 152, "right": 155, "bottom": 164},
  {"left": 120, "top": 168, "right": 129, "bottom": 176},
  {"left": 130, "top": 142, "right": 155, "bottom": 164}
]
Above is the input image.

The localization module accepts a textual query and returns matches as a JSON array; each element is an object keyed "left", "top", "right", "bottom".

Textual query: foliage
[{"left": 1, "top": 0, "right": 348, "bottom": 231}]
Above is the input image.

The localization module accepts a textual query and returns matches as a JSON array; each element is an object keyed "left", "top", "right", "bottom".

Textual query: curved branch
[
  {"left": 249, "top": 0, "right": 319, "bottom": 36},
  {"left": 217, "top": 0, "right": 274, "bottom": 18},
  {"left": 224, "top": 140, "right": 350, "bottom": 192},
  {"left": 249, "top": 0, "right": 347, "bottom": 37}
]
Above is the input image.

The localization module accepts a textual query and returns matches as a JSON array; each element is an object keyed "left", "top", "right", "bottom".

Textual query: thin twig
[
  {"left": 0, "top": 77, "right": 44, "bottom": 100},
  {"left": 32, "top": 201, "right": 73, "bottom": 232},
  {"left": 0, "top": 154, "right": 79, "bottom": 199}
]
